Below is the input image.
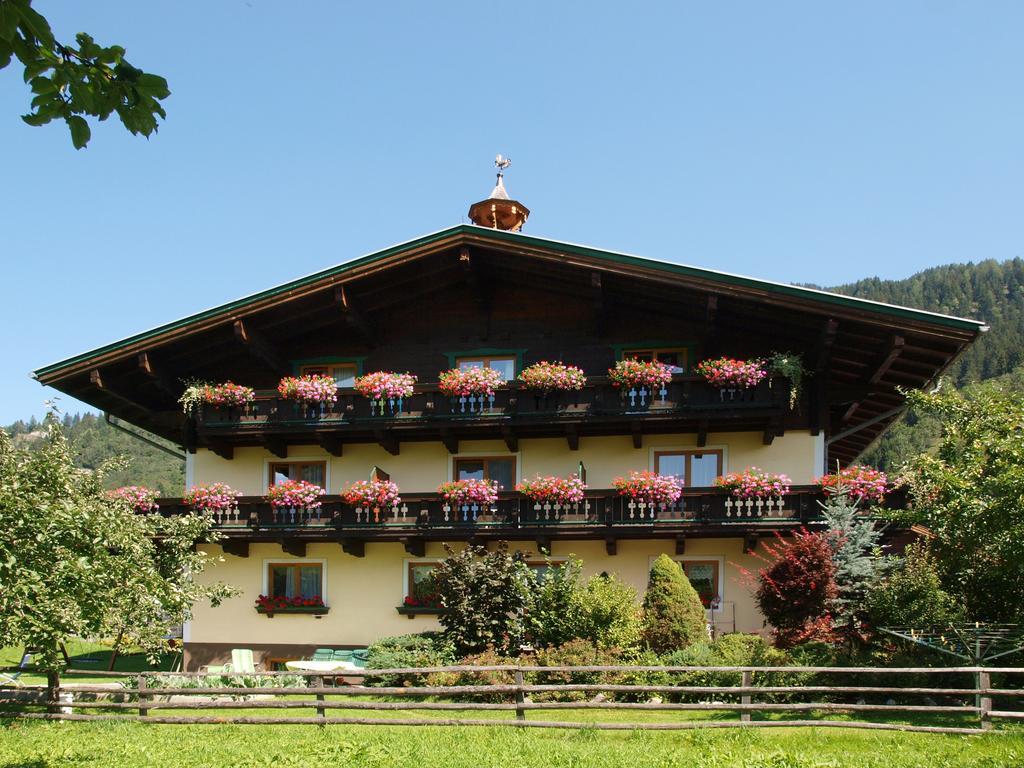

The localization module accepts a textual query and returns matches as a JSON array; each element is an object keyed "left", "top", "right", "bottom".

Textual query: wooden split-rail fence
[{"left": 2, "top": 665, "right": 1023, "bottom": 735}]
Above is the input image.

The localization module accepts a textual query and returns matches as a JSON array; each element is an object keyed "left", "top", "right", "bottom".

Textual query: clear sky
[{"left": 2, "top": 1, "right": 1022, "bottom": 424}]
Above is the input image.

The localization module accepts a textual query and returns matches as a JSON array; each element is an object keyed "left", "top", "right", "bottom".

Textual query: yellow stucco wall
[
  {"left": 190, "top": 430, "right": 822, "bottom": 494},
  {"left": 189, "top": 537, "right": 766, "bottom": 647}
]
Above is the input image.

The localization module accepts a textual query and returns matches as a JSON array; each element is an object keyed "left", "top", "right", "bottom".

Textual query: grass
[
  {"left": 0, "top": 718, "right": 1022, "bottom": 767},
  {"left": 0, "top": 642, "right": 178, "bottom": 686}
]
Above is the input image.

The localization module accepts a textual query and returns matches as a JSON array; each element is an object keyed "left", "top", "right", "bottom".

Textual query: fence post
[
  {"left": 138, "top": 673, "right": 149, "bottom": 718},
  {"left": 978, "top": 670, "right": 992, "bottom": 730},
  {"left": 314, "top": 675, "right": 326, "bottom": 726},
  {"left": 46, "top": 671, "right": 60, "bottom": 717},
  {"left": 740, "top": 670, "right": 752, "bottom": 723},
  {"left": 513, "top": 668, "right": 526, "bottom": 722}
]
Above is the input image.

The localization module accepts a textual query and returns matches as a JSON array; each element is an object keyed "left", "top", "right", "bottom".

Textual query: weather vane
[{"left": 494, "top": 154, "right": 511, "bottom": 173}]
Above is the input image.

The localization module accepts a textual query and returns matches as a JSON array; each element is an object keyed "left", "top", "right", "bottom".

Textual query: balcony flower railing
[
  {"left": 193, "top": 374, "right": 789, "bottom": 430},
  {"left": 156, "top": 485, "right": 904, "bottom": 531}
]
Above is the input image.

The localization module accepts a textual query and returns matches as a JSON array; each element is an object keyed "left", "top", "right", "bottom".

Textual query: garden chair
[
  {"left": 350, "top": 649, "right": 369, "bottom": 669},
  {"left": 0, "top": 651, "right": 32, "bottom": 687},
  {"left": 311, "top": 648, "right": 335, "bottom": 662},
  {"left": 231, "top": 648, "right": 257, "bottom": 674},
  {"left": 330, "top": 650, "right": 353, "bottom": 662}
]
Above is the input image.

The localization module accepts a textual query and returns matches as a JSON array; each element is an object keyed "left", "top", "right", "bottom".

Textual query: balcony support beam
[
  {"left": 402, "top": 538, "right": 425, "bottom": 558},
  {"left": 565, "top": 425, "right": 579, "bottom": 451},
  {"left": 605, "top": 536, "right": 617, "bottom": 556},
  {"left": 743, "top": 533, "right": 759, "bottom": 555},
  {"left": 318, "top": 434, "right": 343, "bottom": 457},
  {"left": 631, "top": 421, "right": 643, "bottom": 450},
  {"left": 440, "top": 429, "right": 459, "bottom": 455},
  {"left": 675, "top": 534, "right": 686, "bottom": 555},
  {"left": 374, "top": 430, "right": 400, "bottom": 456},
  {"left": 281, "top": 539, "right": 306, "bottom": 558},
  {"left": 697, "top": 419, "right": 708, "bottom": 448},
  {"left": 535, "top": 535, "right": 552, "bottom": 555},
  {"left": 222, "top": 540, "right": 249, "bottom": 558},
  {"left": 501, "top": 427, "right": 518, "bottom": 453},
  {"left": 233, "top": 319, "right": 289, "bottom": 377},
  {"left": 207, "top": 439, "right": 234, "bottom": 461},
  {"left": 262, "top": 436, "right": 288, "bottom": 459},
  {"left": 340, "top": 538, "right": 365, "bottom": 558}
]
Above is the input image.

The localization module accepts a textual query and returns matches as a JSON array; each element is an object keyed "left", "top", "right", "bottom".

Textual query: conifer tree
[{"left": 641, "top": 554, "right": 707, "bottom": 653}]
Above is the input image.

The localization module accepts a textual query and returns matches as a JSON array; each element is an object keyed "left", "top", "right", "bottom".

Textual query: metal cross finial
[{"left": 495, "top": 154, "right": 511, "bottom": 172}]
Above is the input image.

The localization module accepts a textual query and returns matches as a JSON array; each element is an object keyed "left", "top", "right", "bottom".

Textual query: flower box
[
  {"left": 395, "top": 605, "right": 446, "bottom": 619},
  {"left": 354, "top": 371, "right": 417, "bottom": 416},
  {"left": 516, "top": 475, "right": 587, "bottom": 505},
  {"left": 255, "top": 605, "right": 330, "bottom": 618},
  {"left": 184, "top": 482, "right": 242, "bottom": 514},
  {"left": 612, "top": 471, "right": 683, "bottom": 506},
  {"left": 266, "top": 479, "right": 325, "bottom": 510},
  {"left": 518, "top": 362, "right": 586, "bottom": 394},
  {"left": 608, "top": 360, "right": 673, "bottom": 409},
  {"left": 714, "top": 468, "right": 791, "bottom": 500},
  {"left": 277, "top": 374, "right": 339, "bottom": 406},
  {"left": 342, "top": 479, "right": 402, "bottom": 523},
  {"left": 107, "top": 485, "right": 159, "bottom": 513},
  {"left": 695, "top": 357, "right": 767, "bottom": 400},
  {"left": 437, "top": 478, "right": 500, "bottom": 507},
  {"left": 816, "top": 466, "right": 889, "bottom": 504},
  {"left": 438, "top": 367, "right": 505, "bottom": 413}
]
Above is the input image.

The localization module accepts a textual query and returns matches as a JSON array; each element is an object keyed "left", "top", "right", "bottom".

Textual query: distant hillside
[
  {"left": 5, "top": 413, "right": 184, "bottom": 495},
  {"left": 826, "top": 258, "right": 1024, "bottom": 468}
]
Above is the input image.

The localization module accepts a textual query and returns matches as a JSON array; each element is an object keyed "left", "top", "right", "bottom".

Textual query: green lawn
[
  {"left": 0, "top": 642, "right": 178, "bottom": 686},
  {"left": 0, "top": 718, "right": 1022, "bottom": 767}
]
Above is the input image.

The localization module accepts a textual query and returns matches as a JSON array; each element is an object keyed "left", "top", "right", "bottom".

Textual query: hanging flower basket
[
  {"left": 354, "top": 372, "right": 417, "bottom": 415},
  {"left": 516, "top": 475, "right": 587, "bottom": 504},
  {"left": 695, "top": 357, "right": 767, "bottom": 391},
  {"left": 183, "top": 482, "right": 242, "bottom": 513},
  {"left": 518, "top": 362, "right": 586, "bottom": 394},
  {"left": 438, "top": 367, "right": 505, "bottom": 414},
  {"left": 277, "top": 374, "right": 338, "bottom": 405},
  {"left": 437, "top": 478, "right": 500, "bottom": 507},
  {"left": 612, "top": 471, "right": 683, "bottom": 505},
  {"left": 341, "top": 479, "right": 402, "bottom": 519},
  {"left": 107, "top": 485, "right": 159, "bottom": 513},
  {"left": 816, "top": 466, "right": 889, "bottom": 503},
  {"left": 714, "top": 468, "right": 791, "bottom": 500},
  {"left": 266, "top": 479, "right": 325, "bottom": 509}
]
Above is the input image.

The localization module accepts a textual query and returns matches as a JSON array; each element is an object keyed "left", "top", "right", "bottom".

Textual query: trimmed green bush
[
  {"left": 365, "top": 632, "right": 455, "bottom": 686},
  {"left": 641, "top": 554, "right": 707, "bottom": 653},
  {"left": 867, "top": 543, "right": 965, "bottom": 629}
]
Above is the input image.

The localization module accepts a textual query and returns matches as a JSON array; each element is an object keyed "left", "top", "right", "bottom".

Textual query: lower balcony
[{"left": 156, "top": 486, "right": 908, "bottom": 553}]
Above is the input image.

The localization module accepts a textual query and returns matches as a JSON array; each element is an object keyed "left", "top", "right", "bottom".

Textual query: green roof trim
[{"left": 33, "top": 225, "right": 987, "bottom": 379}]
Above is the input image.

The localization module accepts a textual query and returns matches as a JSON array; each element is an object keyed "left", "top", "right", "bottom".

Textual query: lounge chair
[
  {"left": 204, "top": 648, "right": 258, "bottom": 675},
  {"left": 311, "top": 648, "right": 335, "bottom": 661},
  {"left": 0, "top": 651, "right": 32, "bottom": 687}
]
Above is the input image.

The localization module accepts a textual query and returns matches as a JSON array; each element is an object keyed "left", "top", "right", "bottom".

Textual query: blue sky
[{"left": 2, "top": 1, "right": 1022, "bottom": 424}]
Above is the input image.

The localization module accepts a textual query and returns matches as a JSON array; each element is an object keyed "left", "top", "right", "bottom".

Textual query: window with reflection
[
  {"left": 300, "top": 363, "right": 358, "bottom": 388},
  {"left": 456, "top": 356, "right": 516, "bottom": 382},
  {"left": 270, "top": 461, "right": 326, "bottom": 489},
  {"left": 454, "top": 456, "right": 516, "bottom": 491},
  {"left": 624, "top": 347, "right": 687, "bottom": 373},
  {"left": 654, "top": 450, "right": 723, "bottom": 487},
  {"left": 268, "top": 562, "right": 323, "bottom": 599}
]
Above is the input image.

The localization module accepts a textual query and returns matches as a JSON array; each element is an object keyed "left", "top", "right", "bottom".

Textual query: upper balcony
[
  {"left": 155, "top": 485, "right": 908, "bottom": 555},
  {"left": 190, "top": 375, "right": 798, "bottom": 458}
]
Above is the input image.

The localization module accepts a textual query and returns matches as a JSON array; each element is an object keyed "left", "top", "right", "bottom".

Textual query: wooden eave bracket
[
  {"left": 208, "top": 439, "right": 234, "bottom": 461},
  {"left": 335, "top": 285, "right": 376, "bottom": 347},
  {"left": 233, "top": 319, "right": 289, "bottom": 377},
  {"left": 222, "top": 540, "right": 249, "bottom": 558},
  {"left": 565, "top": 425, "right": 580, "bottom": 451},
  {"left": 340, "top": 539, "right": 365, "bottom": 558},
  {"left": 374, "top": 430, "right": 400, "bottom": 456},
  {"left": 675, "top": 534, "right": 686, "bottom": 555},
  {"left": 262, "top": 436, "right": 288, "bottom": 459},
  {"left": 440, "top": 429, "right": 459, "bottom": 455},
  {"left": 318, "top": 434, "right": 343, "bottom": 457},
  {"left": 137, "top": 352, "right": 179, "bottom": 401},
  {"left": 501, "top": 426, "right": 518, "bottom": 453},
  {"left": 401, "top": 538, "right": 425, "bottom": 557},
  {"left": 605, "top": 536, "right": 617, "bottom": 556},
  {"left": 743, "top": 533, "right": 759, "bottom": 554},
  {"left": 280, "top": 539, "right": 306, "bottom": 558}
]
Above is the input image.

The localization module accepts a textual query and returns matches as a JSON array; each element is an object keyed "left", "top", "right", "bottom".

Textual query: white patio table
[{"left": 284, "top": 660, "right": 361, "bottom": 673}]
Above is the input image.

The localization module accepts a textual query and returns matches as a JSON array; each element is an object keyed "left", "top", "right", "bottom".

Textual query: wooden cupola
[{"left": 467, "top": 154, "right": 529, "bottom": 232}]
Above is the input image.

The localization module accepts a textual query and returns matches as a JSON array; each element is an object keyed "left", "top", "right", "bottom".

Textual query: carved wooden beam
[
  {"left": 565, "top": 425, "right": 579, "bottom": 451},
  {"left": 675, "top": 534, "right": 687, "bottom": 555},
  {"left": 207, "top": 439, "right": 234, "bottom": 461},
  {"left": 318, "top": 434, "right": 343, "bottom": 457},
  {"left": 535, "top": 535, "right": 552, "bottom": 555},
  {"left": 743, "top": 533, "right": 759, "bottom": 554},
  {"left": 340, "top": 538, "right": 365, "bottom": 558},
  {"left": 843, "top": 335, "right": 906, "bottom": 424},
  {"left": 402, "top": 538, "right": 425, "bottom": 558},
  {"left": 605, "top": 536, "right": 617, "bottom": 556},
  {"left": 262, "top": 436, "right": 288, "bottom": 459},
  {"left": 88, "top": 368, "right": 156, "bottom": 414},
  {"left": 439, "top": 429, "right": 459, "bottom": 455},
  {"left": 697, "top": 419, "right": 708, "bottom": 448},
  {"left": 281, "top": 539, "right": 306, "bottom": 558},
  {"left": 233, "top": 319, "right": 289, "bottom": 376},
  {"left": 459, "top": 247, "right": 493, "bottom": 338},
  {"left": 137, "top": 352, "right": 179, "bottom": 401},
  {"left": 631, "top": 421, "right": 643, "bottom": 450},
  {"left": 374, "top": 430, "right": 400, "bottom": 456},
  {"left": 335, "top": 285, "right": 376, "bottom": 347},
  {"left": 222, "top": 540, "right": 249, "bottom": 558},
  {"left": 501, "top": 426, "right": 518, "bottom": 453}
]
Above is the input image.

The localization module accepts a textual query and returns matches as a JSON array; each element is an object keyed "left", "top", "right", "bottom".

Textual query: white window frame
[
  {"left": 262, "top": 557, "right": 328, "bottom": 604},
  {"left": 646, "top": 554, "right": 727, "bottom": 604}
]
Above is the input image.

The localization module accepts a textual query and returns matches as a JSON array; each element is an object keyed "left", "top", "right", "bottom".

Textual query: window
[
  {"left": 654, "top": 450, "right": 723, "bottom": 487},
  {"left": 268, "top": 562, "right": 323, "bottom": 599},
  {"left": 679, "top": 560, "right": 720, "bottom": 606},
  {"left": 270, "top": 461, "right": 327, "bottom": 489},
  {"left": 455, "top": 456, "right": 516, "bottom": 491},
  {"left": 625, "top": 347, "right": 687, "bottom": 373},
  {"left": 456, "top": 355, "right": 516, "bottom": 382},
  {"left": 526, "top": 560, "right": 567, "bottom": 581},
  {"left": 300, "top": 362, "right": 358, "bottom": 388},
  {"left": 406, "top": 562, "right": 441, "bottom": 606}
]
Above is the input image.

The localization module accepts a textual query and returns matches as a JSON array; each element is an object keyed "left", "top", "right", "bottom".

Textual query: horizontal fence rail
[{"left": 2, "top": 665, "right": 1022, "bottom": 734}]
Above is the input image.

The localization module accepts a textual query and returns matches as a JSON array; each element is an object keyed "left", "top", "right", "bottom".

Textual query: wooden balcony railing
[
  {"left": 193, "top": 375, "right": 788, "bottom": 431},
  {"left": 156, "top": 486, "right": 905, "bottom": 535}
]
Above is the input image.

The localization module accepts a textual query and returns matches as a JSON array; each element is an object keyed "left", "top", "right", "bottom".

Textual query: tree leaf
[
  {"left": 66, "top": 114, "right": 90, "bottom": 149},
  {"left": 0, "top": 3, "right": 18, "bottom": 43}
]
